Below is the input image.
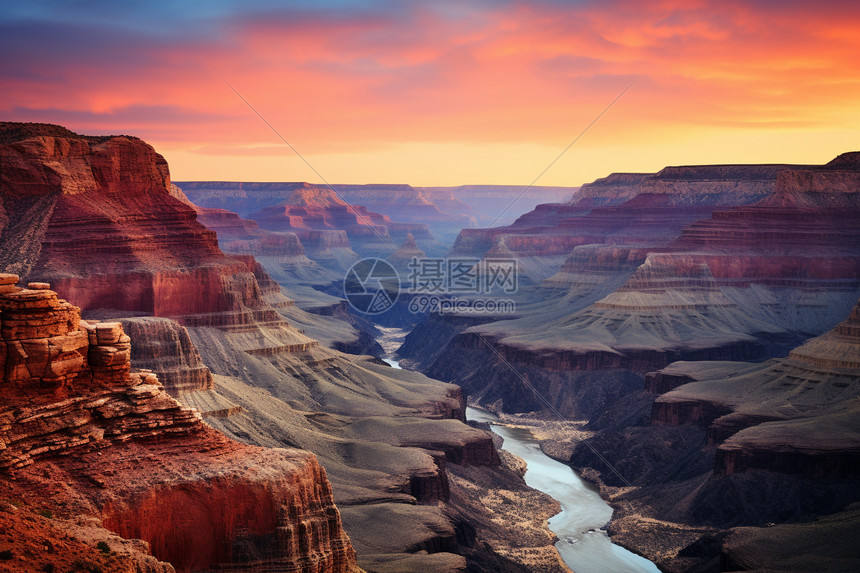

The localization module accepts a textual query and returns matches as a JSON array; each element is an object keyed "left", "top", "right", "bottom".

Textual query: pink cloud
[{"left": 2, "top": 0, "right": 858, "bottom": 183}]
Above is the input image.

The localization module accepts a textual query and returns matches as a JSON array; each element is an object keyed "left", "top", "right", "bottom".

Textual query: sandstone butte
[{"left": 0, "top": 273, "right": 359, "bottom": 573}]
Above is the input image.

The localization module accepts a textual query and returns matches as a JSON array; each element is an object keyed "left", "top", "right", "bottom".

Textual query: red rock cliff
[
  {"left": 0, "top": 123, "right": 267, "bottom": 319},
  {"left": 0, "top": 272, "right": 359, "bottom": 572}
]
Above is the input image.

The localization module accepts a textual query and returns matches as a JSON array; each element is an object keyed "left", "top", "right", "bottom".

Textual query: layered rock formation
[
  {"left": 178, "top": 181, "right": 476, "bottom": 244},
  {"left": 407, "top": 154, "right": 860, "bottom": 419},
  {"left": 574, "top": 164, "right": 794, "bottom": 206},
  {"left": 414, "top": 252, "right": 790, "bottom": 415},
  {"left": 115, "top": 316, "right": 243, "bottom": 419},
  {"left": 400, "top": 153, "right": 860, "bottom": 570},
  {"left": 183, "top": 320, "right": 510, "bottom": 571},
  {"left": 387, "top": 232, "right": 426, "bottom": 273},
  {"left": 479, "top": 254, "right": 783, "bottom": 369},
  {"left": 0, "top": 273, "right": 359, "bottom": 573},
  {"left": 652, "top": 297, "right": 860, "bottom": 479},
  {"left": 248, "top": 184, "right": 433, "bottom": 257},
  {"left": 0, "top": 275, "right": 202, "bottom": 469},
  {"left": 175, "top": 181, "right": 439, "bottom": 262},
  {"left": 560, "top": 297, "right": 860, "bottom": 571},
  {"left": 333, "top": 184, "right": 476, "bottom": 239},
  {"left": 448, "top": 164, "right": 789, "bottom": 275},
  {"left": 1, "top": 123, "right": 535, "bottom": 572},
  {"left": 0, "top": 123, "right": 264, "bottom": 321},
  {"left": 673, "top": 153, "right": 860, "bottom": 287}
]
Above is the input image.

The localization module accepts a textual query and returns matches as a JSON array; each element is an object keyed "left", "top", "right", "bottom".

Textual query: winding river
[
  {"left": 381, "top": 334, "right": 658, "bottom": 572},
  {"left": 466, "top": 407, "right": 659, "bottom": 573}
]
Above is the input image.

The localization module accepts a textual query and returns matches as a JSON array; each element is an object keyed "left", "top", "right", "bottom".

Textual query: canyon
[
  {"left": 0, "top": 122, "right": 568, "bottom": 573},
  {"left": 397, "top": 153, "right": 860, "bottom": 570},
  {"left": 3, "top": 120, "right": 859, "bottom": 572},
  {"left": 177, "top": 181, "right": 576, "bottom": 245}
]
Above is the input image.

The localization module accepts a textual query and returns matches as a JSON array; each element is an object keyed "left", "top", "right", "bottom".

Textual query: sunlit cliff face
[{"left": 2, "top": 0, "right": 859, "bottom": 185}]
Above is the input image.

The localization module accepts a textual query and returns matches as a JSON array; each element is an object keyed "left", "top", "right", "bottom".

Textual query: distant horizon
[
  {"left": 2, "top": 1, "right": 858, "bottom": 187},
  {"left": 171, "top": 179, "right": 581, "bottom": 189}
]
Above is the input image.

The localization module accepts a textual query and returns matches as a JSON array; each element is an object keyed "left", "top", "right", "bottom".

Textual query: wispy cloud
[{"left": 1, "top": 0, "right": 858, "bottom": 184}]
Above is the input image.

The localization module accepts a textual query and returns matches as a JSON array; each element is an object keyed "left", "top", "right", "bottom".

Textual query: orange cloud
[{"left": 1, "top": 1, "right": 858, "bottom": 185}]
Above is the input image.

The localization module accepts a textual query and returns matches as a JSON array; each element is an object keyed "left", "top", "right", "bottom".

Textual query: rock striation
[
  {"left": 0, "top": 273, "right": 359, "bottom": 573},
  {"left": 563, "top": 299, "right": 860, "bottom": 569},
  {"left": 178, "top": 181, "right": 477, "bottom": 243},
  {"left": 0, "top": 123, "right": 267, "bottom": 322},
  {"left": 437, "top": 254, "right": 784, "bottom": 384},
  {"left": 387, "top": 232, "right": 426, "bottom": 273},
  {"left": 333, "top": 184, "right": 476, "bottom": 238},
  {"left": 249, "top": 184, "right": 433, "bottom": 251},
  {"left": 449, "top": 163, "right": 792, "bottom": 271},
  {"left": 1, "top": 124, "right": 518, "bottom": 572},
  {"left": 171, "top": 183, "right": 315, "bottom": 260},
  {"left": 411, "top": 154, "right": 860, "bottom": 419},
  {"left": 652, "top": 298, "right": 860, "bottom": 479},
  {"left": 673, "top": 155, "right": 860, "bottom": 287},
  {"left": 0, "top": 275, "right": 202, "bottom": 469}
]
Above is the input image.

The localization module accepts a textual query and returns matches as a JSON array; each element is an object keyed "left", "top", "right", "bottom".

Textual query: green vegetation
[{"left": 96, "top": 541, "right": 111, "bottom": 555}]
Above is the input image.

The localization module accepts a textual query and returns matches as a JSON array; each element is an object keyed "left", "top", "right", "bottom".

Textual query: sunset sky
[{"left": 2, "top": 0, "right": 859, "bottom": 186}]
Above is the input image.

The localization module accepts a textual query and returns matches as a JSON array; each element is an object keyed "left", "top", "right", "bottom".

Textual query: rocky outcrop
[
  {"left": 249, "top": 184, "right": 433, "bottom": 249},
  {"left": 542, "top": 244, "right": 648, "bottom": 289},
  {"left": 0, "top": 273, "right": 359, "bottom": 573},
  {"left": 170, "top": 184, "right": 313, "bottom": 260},
  {"left": 563, "top": 301, "right": 860, "bottom": 568},
  {"left": 457, "top": 254, "right": 785, "bottom": 375},
  {"left": 647, "top": 296, "right": 860, "bottom": 482},
  {"left": 450, "top": 163, "right": 791, "bottom": 264},
  {"left": 644, "top": 368, "right": 696, "bottom": 394},
  {"left": 404, "top": 154, "right": 860, "bottom": 572},
  {"left": 117, "top": 317, "right": 214, "bottom": 393},
  {"left": 197, "top": 207, "right": 310, "bottom": 258},
  {"left": 673, "top": 153, "right": 860, "bottom": 286},
  {"left": 0, "top": 124, "right": 327, "bottom": 362},
  {"left": 116, "top": 316, "right": 242, "bottom": 419},
  {"left": 387, "top": 232, "right": 426, "bottom": 273},
  {"left": 0, "top": 276, "right": 203, "bottom": 469},
  {"left": 414, "top": 153, "right": 860, "bottom": 424},
  {"left": 177, "top": 181, "right": 476, "bottom": 242},
  {"left": 575, "top": 164, "right": 798, "bottom": 206},
  {"left": 97, "top": 446, "right": 356, "bottom": 573},
  {"left": 1, "top": 123, "right": 534, "bottom": 572},
  {"left": 0, "top": 123, "right": 271, "bottom": 323},
  {"left": 332, "top": 184, "right": 476, "bottom": 233}
]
